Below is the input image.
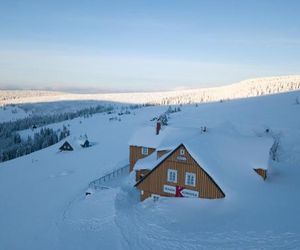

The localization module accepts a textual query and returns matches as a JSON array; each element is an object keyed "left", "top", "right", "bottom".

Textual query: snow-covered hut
[
  {"left": 78, "top": 135, "right": 90, "bottom": 148},
  {"left": 59, "top": 141, "right": 74, "bottom": 151},
  {"left": 80, "top": 139, "right": 90, "bottom": 148}
]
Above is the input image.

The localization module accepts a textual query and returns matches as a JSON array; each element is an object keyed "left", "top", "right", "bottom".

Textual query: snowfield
[
  {"left": 0, "top": 105, "right": 30, "bottom": 122},
  {"left": 0, "top": 89, "right": 300, "bottom": 249},
  {"left": 1, "top": 75, "right": 300, "bottom": 106}
]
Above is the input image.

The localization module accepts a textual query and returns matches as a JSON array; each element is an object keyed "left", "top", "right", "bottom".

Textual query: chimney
[{"left": 156, "top": 121, "right": 161, "bottom": 135}]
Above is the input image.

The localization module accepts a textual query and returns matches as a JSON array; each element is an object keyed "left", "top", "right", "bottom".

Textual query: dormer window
[
  {"left": 141, "top": 147, "right": 148, "bottom": 155},
  {"left": 180, "top": 149, "right": 185, "bottom": 155}
]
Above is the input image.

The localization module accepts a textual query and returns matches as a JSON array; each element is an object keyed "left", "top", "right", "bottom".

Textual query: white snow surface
[
  {"left": 1, "top": 90, "right": 300, "bottom": 249},
  {"left": 0, "top": 105, "right": 30, "bottom": 122},
  {"left": 128, "top": 126, "right": 200, "bottom": 149},
  {"left": 128, "top": 126, "right": 166, "bottom": 148}
]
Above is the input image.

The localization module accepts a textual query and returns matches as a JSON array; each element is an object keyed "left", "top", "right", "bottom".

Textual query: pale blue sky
[{"left": 0, "top": 0, "right": 300, "bottom": 91}]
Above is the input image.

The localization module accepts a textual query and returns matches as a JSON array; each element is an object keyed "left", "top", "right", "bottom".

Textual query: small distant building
[
  {"left": 59, "top": 141, "right": 73, "bottom": 151},
  {"left": 254, "top": 168, "right": 267, "bottom": 180},
  {"left": 78, "top": 135, "right": 90, "bottom": 148},
  {"left": 80, "top": 139, "right": 90, "bottom": 148}
]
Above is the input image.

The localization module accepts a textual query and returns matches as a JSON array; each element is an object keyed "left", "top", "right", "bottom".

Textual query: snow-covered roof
[
  {"left": 183, "top": 133, "right": 273, "bottom": 191},
  {"left": 134, "top": 150, "right": 173, "bottom": 171},
  {"left": 78, "top": 138, "right": 89, "bottom": 145},
  {"left": 157, "top": 127, "right": 201, "bottom": 150},
  {"left": 128, "top": 126, "right": 168, "bottom": 148},
  {"left": 77, "top": 135, "right": 89, "bottom": 145},
  {"left": 128, "top": 126, "right": 200, "bottom": 149}
]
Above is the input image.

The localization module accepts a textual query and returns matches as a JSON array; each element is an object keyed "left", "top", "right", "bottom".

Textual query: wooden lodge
[{"left": 129, "top": 123, "right": 274, "bottom": 202}]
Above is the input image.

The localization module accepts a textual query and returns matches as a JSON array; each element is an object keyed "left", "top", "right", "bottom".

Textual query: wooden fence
[{"left": 88, "top": 164, "right": 129, "bottom": 190}]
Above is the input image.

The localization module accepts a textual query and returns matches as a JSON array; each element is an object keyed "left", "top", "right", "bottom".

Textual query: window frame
[
  {"left": 185, "top": 172, "right": 196, "bottom": 187},
  {"left": 180, "top": 149, "right": 185, "bottom": 155},
  {"left": 167, "top": 169, "right": 178, "bottom": 183},
  {"left": 141, "top": 147, "right": 148, "bottom": 155}
]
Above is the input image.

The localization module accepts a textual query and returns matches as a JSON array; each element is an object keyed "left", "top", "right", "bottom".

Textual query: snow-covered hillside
[
  {"left": 0, "top": 90, "right": 300, "bottom": 249},
  {"left": 0, "top": 105, "right": 30, "bottom": 122},
  {"left": 0, "top": 90, "right": 64, "bottom": 105},
  {"left": 1, "top": 75, "right": 300, "bottom": 106}
]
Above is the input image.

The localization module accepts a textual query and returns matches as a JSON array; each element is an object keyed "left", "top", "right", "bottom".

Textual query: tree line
[
  {"left": 0, "top": 104, "right": 114, "bottom": 136},
  {"left": 0, "top": 104, "right": 114, "bottom": 163},
  {"left": 0, "top": 126, "right": 70, "bottom": 162}
]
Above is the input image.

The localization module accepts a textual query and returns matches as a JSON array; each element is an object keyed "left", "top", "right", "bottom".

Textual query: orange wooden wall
[
  {"left": 254, "top": 168, "right": 267, "bottom": 180},
  {"left": 129, "top": 146, "right": 155, "bottom": 171}
]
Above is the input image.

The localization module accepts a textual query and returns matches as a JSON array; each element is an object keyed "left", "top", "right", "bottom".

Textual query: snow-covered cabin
[
  {"left": 129, "top": 125, "right": 274, "bottom": 201},
  {"left": 59, "top": 141, "right": 74, "bottom": 151},
  {"left": 78, "top": 135, "right": 90, "bottom": 148},
  {"left": 81, "top": 140, "right": 90, "bottom": 148},
  {"left": 78, "top": 138, "right": 90, "bottom": 148}
]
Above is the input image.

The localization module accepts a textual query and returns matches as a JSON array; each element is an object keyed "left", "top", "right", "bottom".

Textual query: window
[
  {"left": 180, "top": 149, "right": 185, "bottom": 155},
  {"left": 141, "top": 147, "right": 148, "bottom": 155},
  {"left": 185, "top": 172, "right": 196, "bottom": 186},
  {"left": 151, "top": 194, "right": 160, "bottom": 202},
  {"left": 167, "top": 169, "right": 177, "bottom": 183}
]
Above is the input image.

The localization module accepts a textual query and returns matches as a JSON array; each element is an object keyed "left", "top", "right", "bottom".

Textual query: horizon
[
  {"left": 1, "top": 0, "right": 300, "bottom": 91},
  {"left": 1, "top": 74, "right": 300, "bottom": 94}
]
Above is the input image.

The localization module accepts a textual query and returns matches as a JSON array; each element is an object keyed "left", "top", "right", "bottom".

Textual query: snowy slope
[
  {"left": 0, "top": 90, "right": 64, "bottom": 105},
  {"left": 1, "top": 75, "right": 300, "bottom": 106},
  {"left": 0, "top": 105, "right": 30, "bottom": 122},
  {"left": 0, "top": 90, "right": 300, "bottom": 249}
]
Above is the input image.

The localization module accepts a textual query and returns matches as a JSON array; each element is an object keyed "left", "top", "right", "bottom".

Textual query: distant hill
[{"left": 1, "top": 75, "right": 300, "bottom": 105}]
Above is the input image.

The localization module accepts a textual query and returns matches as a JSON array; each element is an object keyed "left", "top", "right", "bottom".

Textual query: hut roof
[
  {"left": 79, "top": 139, "right": 89, "bottom": 147},
  {"left": 134, "top": 150, "right": 172, "bottom": 171},
  {"left": 77, "top": 134, "right": 89, "bottom": 146},
  {"left": 59, "top": 141, "right": 74, "bottom": 151},
  {"left": 128, "top": 126, "right": 199, "bottom": 149}
]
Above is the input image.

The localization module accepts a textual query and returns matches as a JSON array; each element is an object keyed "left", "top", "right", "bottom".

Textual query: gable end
[{"left": 135, "top": 144, "right": 225, "bottom": 198}]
